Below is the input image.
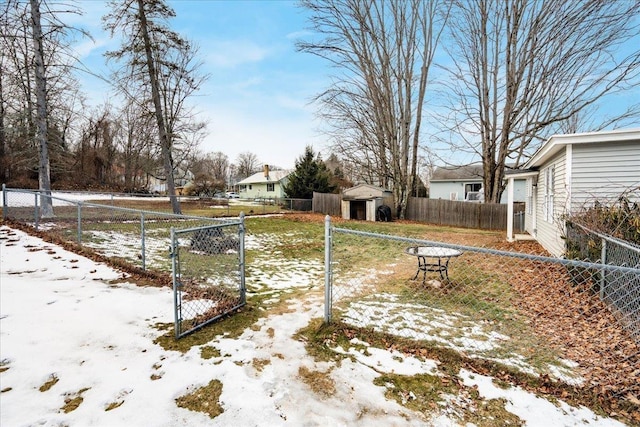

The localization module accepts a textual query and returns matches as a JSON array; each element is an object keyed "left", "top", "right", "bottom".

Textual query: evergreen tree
[{"left": 284, "top": 146, "right": 336, "bottom": 198}]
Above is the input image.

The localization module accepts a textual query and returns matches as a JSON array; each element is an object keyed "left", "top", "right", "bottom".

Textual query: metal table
[{"left": 405, "top": 246, "right": 463, "bottom": 281}]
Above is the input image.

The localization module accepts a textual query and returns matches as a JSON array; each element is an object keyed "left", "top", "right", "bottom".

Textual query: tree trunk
[
  {"left": 136, "top": 0, "right": 181, "bottom": 214},
  {"left": 0, "top": 64, "right": 6, "bottom": 183},
  {"left": 29, "top": 0, "right": 53, "bottom": 217}
]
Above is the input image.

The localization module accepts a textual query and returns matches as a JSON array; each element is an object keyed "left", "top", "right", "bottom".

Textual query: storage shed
[{"left": 341, "top": 184, "right": 393, "bottom": 221}]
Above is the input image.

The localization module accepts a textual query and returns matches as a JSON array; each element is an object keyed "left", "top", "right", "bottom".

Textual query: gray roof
[
  {"left": 431, "top": 164, "right": 484, "bottom": 180},
  {"left": 431, "top": 163, "right": 523, "bottom": 180}
]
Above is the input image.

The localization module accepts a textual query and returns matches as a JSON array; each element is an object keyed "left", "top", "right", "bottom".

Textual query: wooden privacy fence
[
  {"left": 312, "top": 192, "right": 341, "bottom": 216},
  {"left": 312, "top": 192, "right": 525, "bottom": 231},
  {"left": 405, "top": 197, "right": 524, "bottom": 230}
]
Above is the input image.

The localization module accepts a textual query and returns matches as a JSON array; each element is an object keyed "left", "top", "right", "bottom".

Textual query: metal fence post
[
  {"left": 34, "top": 192, "right": 39, "bottom": 230},
  {"left": 2, "top": 184, "right": 6, "bottom": 220},
  {"left": 141, "top": 212, "right": 146, "bottom": 270},
  {"left": 239, "top": 212, "right": 246, "bottom": 304},
  {"left": 170, "top": 227, "right": 180, "bottom": 339},
  {"left": 600, "top": 238, "right": 607, "bottom": 299},
  {"left": 324, "top": 215, "right": 332, "bottom": 324},
  {"left": 77, "top": 202, "right": 82, "bottom": 244}
]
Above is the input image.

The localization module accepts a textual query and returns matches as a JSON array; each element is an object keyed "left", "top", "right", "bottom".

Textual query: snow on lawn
[
  {"left": 0, "top": 225, "right": 626, "bottom": 426},
  {"left": 0, "top": 191, "right": 170, "bottom": 207}
]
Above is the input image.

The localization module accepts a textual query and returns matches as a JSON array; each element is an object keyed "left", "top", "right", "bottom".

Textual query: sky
[
  {"left": 69, "top": 0, "right": 331, "bottom": 170},
  {"left": 0, "top": 222, "right": 628, "bottom": 426},
  {"left": 62, "top": 1, "right": 639, "bottom": 171}
]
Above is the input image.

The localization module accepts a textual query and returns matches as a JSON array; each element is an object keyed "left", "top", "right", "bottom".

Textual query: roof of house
[
  {"left": 431, "top": 164, "right": 523, "bottom": 181},
  {"left": 237, "top": 170, "right": 290, "bottom": 185},
  {"left": 431, "top": 164, "right": 484, "bottom": 180},
  {"left": 525, "top": 128, "right": 640, "bottom": 168}
]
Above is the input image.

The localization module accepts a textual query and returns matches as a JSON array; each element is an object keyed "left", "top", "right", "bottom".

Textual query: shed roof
[{"left": 342, "top": 183, "right": 391, "bottom": 200}]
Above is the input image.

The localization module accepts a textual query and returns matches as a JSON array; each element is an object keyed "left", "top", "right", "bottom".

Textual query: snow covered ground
[{"left": 0, "top": 225, "right": 627, "bottom": 426}]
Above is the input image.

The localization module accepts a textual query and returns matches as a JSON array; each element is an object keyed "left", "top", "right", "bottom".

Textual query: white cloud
[
  {"left": 285, "top": 29, "right": 313, "bottom": 40},
  {"left": 205, "top": 40, "right": 272, "bottom": 68},
  {"left": 72, "top": 36, "right": 110, "bottom": 58}
]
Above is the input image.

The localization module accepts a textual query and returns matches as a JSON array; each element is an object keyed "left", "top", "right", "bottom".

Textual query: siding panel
[
  {"left": 536, "top": 150, "right": 567, "bottom": 257},
  {"left": 571, "top": 141, "right": 640, "bottom": 209}
]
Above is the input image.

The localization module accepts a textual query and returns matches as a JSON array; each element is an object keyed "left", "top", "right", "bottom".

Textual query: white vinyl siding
[
  {"left": 570, "top": 141, "right": 640, "bottom": 210},
  {"left": 430, "top": 179, "right": 527, "bottom": 203},
  {"left": 543, "top": 165, "right": 555, "bottom": 222},
  {"left": 535, "top": 151, "right": 567, "bottom": 257},
  {"left": 524, "top": 129, "right": 640, "bottom": 258},
  {"left": 527, "top": 178, "right": 534, "bottom": 215}
]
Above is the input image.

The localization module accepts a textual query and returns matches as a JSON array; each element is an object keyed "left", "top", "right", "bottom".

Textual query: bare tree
[
  {"left": 441, "top": 0, "right": 640, "bottom": 203},
  {"left": 1, "top": 0, "right": 87, "bottom": 191},
  {"left": 29, "top": 0, "right": 54, "bottom": 216},
  {"left": 116, "top": 98, "right": 158, "bottom": 192},
  {"left": 186, "top": 150, "right": 229, "bottom": 195},
  {"left": 298, "top": 0, "right": 450, "bottom": 218},
  {"left": 0, "top": 40, "right": 7, "bottom": 183},
  {"left": 235, "top": 151, "right": 260, "bottom": 179},
  {"left": 104, "top": 0, "right": 208, "bottom": 214}
]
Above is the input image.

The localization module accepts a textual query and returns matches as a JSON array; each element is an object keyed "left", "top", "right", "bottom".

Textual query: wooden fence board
[{"left": 311, "top": 193, "right": 523, "bottom": 231}]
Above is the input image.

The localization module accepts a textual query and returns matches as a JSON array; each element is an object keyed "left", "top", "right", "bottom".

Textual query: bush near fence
[{"left": 312, "top": 192, "right": 524, "bottom": 231}]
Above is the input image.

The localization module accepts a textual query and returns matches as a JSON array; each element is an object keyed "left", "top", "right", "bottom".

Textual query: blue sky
[
  {"left": 69, "top": 1, "right": 639, "bottom": 171},
  {"left": 73, "top": 0, "right": 331, "bottom": 169}
]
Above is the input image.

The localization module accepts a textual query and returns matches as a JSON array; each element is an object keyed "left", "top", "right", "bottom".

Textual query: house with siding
[
  {"left": 430, "top": 163, "right": 526, "bottom": 203},
  {"left": 506, "top": 128, "right": 640, "bottom": 256},
  {"left": 237, "top": 165, "right": 290, "bottom": 200}
]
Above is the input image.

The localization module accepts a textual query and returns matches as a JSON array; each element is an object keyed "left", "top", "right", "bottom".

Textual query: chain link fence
[
  {"left": 2, "top": 187, "right": 244, "bottom": 338},
  {"left": 2, "top": 187, "right": 234, "bottom": 271},
  {"left": 565, "top": 222, "right": 640, "bottom": 345},
  {"left": 323, "top": 217, "right": 640, "bottom": 399},
  {"left": 171, "top": 220, "right": 245, "bottom": 338}
]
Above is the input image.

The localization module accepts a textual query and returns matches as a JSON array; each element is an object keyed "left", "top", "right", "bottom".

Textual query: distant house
[
  {"left": 506, "top": 128, "right": 640, "bottom": 256},
  {"left": 237, "top": 165, "right": 291, "bottom": 199},
  {"left": 148, "top": 168, "right": 194, "bottom": 194},
  {"left": 341, "top": 184, "right": 393, "bottom": 221},
  {"left": 429, "top": 163, "right": 526, "bottom": 203}
]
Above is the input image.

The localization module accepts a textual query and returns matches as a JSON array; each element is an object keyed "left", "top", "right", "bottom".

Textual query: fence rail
[{"left": 323, "top": 216, "right": 639, "bottom": 399}]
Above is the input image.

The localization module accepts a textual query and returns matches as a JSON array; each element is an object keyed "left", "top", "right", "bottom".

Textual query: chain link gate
[{"left": 171, "top": 214, "right": 246, "bottom": 338}]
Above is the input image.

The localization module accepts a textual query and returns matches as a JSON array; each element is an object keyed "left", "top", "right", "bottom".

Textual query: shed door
[{"left": 350, "top": 200, "right": 367, "bottom": 220}]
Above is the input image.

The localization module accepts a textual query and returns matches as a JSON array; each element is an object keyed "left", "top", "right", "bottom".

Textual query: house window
[
  {"left": 543, "top": 166, "right": 555, "bottom": 222},
  {"left": 267, "top": 183, "right": 275, "bottom": 192},
  {"left": 249, "top": 185, "right": 252, "bottom": 190},
  {"left": 450, "top": 192, "right": 458, "bottom": 201},
  {"left": 464, "top": 183, "right": 482, "bottom": 199}
]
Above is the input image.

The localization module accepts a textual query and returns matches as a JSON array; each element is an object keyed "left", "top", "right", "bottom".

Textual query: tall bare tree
[
  {"left": 117, "top": 99, "right": 158, "bottom": 192},
  {"left": 1, "top": 0, "right": 87, "bottom": 191},
  {"left": 29, "top": 0, "right": 54, "bottom": 216},
  {"left": 235, "top": 151, "right": 260, "bottom": 179},
  {"left": 104, "top": 0, "right": 207, "bottom": 214},
  {"left": 441, "top": 0, "right": 640, "bottom": 203},
  {"left": 299, "top": 0, "right": 450, "bottom": 218}
]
